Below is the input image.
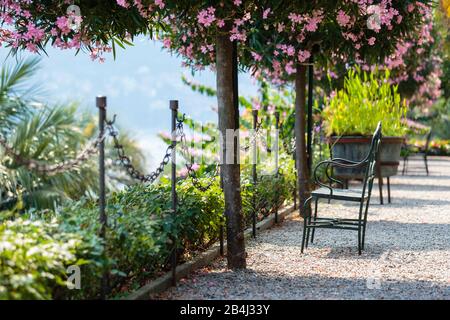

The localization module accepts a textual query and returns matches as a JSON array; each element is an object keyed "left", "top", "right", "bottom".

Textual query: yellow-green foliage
[{"left": 323, "top": 68, "right": 407, "bottom": 137}]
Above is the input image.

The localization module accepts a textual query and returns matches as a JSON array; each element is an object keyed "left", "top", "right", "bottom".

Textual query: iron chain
[
  {"left": 280, "top": 121, "right": 296, "bottom": 155},
  {"left": 0, "top": 131, "right": 107, "bottom": 176},
  {"left": 240, "top": 120, "right": 264, "bottom": 152},
  {"left": 106, "top": 120, "right": 173, "bottom": 184},
  {"left": 176, "top": 116, "right": 219, "bottom": 192}
]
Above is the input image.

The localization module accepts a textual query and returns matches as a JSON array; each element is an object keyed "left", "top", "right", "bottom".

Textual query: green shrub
[
  {"left": 0, "top": 218, "right": 98, "bottom": 300},
  {"left": 0, "top": 176, "right": 228, "bottom": 299},
  {"left": 323, "top": 68, "right": 408, "bottom": 137},
  {"left": 0, "top": 169, "right": 294, "bottom": 299}
]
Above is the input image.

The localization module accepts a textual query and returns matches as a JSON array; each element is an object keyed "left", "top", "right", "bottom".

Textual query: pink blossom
[
  {"left": 298, "top": 49, "right": 311, "bottom": 62},
  {"left": 251, "top": 52, "right": 262, "bottom": 61},
  {"left": 116, "top": 0, "right": 129, "bottom": 8},
  {"left": 263, "top": 8, "right": 271, "bottom": 19},
  {"left": 163, "top": 38, "right": 171, "bottom": 48},
  {"left": 286, "top": 45, "right": 295, "bottom": 56},
  {"left": 155, "top": 0, "right": 165, "bottom": 9},
  {"left": 337, "top": 10, "right": 351, "bottom": 28},
  {"left": 285, "top": 61, "right": 296, "bottom": 75},
  {"left": 197, "top": 7, "right": 216, "bottom": 27}
]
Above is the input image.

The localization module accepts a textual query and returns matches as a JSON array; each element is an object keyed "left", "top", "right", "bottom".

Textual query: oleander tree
[
  {"left": 0, "top": 0, "right": 435, "bottom": 269},
  {"left": 315, "top": 7, "right": 443, "bottom": 115},
  {"left": 1, "top": 0, "right": 257, "bottom": 269},
  {"left": 237, "top": 0, "right": 434, "bottom": 217},
  {"left": 153, "top": 1, "right": 264, "bottom": 269},
  {"left": 124, "top": 0, "right": 433, "bottom": 265},
  {"left": 0, "top": 1, "right": 164, "bottom": 60},
  {"left": 437, "top": 0, "right": 450, "bottom": 103}
]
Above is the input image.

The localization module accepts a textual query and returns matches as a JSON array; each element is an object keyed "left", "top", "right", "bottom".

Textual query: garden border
[{"left": 123, "top": 203, "right": 296, "bottom": 300}]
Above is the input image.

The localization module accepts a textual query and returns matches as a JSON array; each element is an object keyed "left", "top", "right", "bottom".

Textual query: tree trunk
[
  {"left": 216, "top": 34, "right": 246, "bottom": 269},
  {"left": 294, "top": 64, "right": 311, "bottom": 218}
]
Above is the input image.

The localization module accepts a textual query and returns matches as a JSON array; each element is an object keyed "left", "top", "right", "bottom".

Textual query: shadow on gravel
[
  {"left": 259, "top": 220, "right": 450, "bottom": 254},
  {"left": 388, "top": 183, "right": 450, "bottom": 192},
  {"left": 162, "top": 269, "right": 450, "bottom": 300},
  {"left": 323, "top": 195, "right": 450, "bottom": 208},
  {"left": 372, "top": 197, "right": 450, "bottom": 207},
  {"left": 396, "top": 175, "right": 450, "bottom": 180}
]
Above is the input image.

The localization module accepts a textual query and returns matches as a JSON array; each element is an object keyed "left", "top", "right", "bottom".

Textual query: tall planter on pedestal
[
  {"left": 329, "top": 136, "right": 404, "bottom": 178},
  {"left": 323, "top": 68, "right": 408, "bottom": 203}
]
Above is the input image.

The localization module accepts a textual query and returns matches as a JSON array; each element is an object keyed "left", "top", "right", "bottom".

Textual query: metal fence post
[
  {"left": 97, "top": 96, "right": 108, "bottom": 300},
  {"left": 212, "top": 122, "right": 224, "bottom": 256},
  {"left": 252, "top": 110, "right": 258, "bottom": 238},
  {"left": 307, "top": 55, "right": 314, "bottom": 175},
  {"left": 170, "top": 100, "right": 178, "bottom": 286},
  {"left": 219, "top": 171, "right": 225, "bottom": 256},
  {"left": 293, "top": 152, "right": 298, "bottom": 210},
  {"left": 274, "top": 111, "right": 280, "bottom": 224}
]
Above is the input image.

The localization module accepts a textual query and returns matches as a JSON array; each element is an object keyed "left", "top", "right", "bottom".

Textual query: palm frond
[{"left": 0, "top": 57, "right": 41, "bottom": 100}]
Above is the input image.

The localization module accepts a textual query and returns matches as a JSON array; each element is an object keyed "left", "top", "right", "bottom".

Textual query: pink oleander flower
[
  {"left": 337, "top": 10, "right": 351, "bottom": 27},
  {"left": 163, "top": 38, "right": 171, "bottom": 48},
  {"left": 285, "top": 61, "right": 296, "bottom": 75},
  {"left": 251, "top": 52, "right": 262, "bottom": 61},
  {"left": 155, "top": 0, "right": 165, "bottom": 9},
  {"left": 298, "top": 49, "right": 311, "bottom": 62},
  {"left": 197, "top": 7, "right": 216, "bottom": 27},
  {"left": 116, "top": 0, "right": 129, "bottom": 8}
]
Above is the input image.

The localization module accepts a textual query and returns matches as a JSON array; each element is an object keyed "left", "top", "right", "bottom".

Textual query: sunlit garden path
[{"left": 153, "top": 157, "right": 450, "bottom": 300}]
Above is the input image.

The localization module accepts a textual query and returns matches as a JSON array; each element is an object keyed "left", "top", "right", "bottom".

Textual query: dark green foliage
[{"left": 0, "top": 171, "right": 293, "bottom": 299}]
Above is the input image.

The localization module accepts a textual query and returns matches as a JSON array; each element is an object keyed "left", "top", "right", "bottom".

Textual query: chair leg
[
  {"left": 358, "top": 212, "right": 364, "bottom": 255},
  {"left": 305, "top": 215, "right": 311, "bottom": 248},
  {"left": 378, "top": 176, "right": 384, "bottom": 205},
  {"left": 387, "top": 177, "right": 391, "bottom": 204},
  {"left": 301, "top": 216, "right": 307, "bottom": 254},
  {"left": 402, "top": 156, "right": 407, "bottom": 176},
  {"left": 301, "top": 197, "right": 313, "bottom": 254},
  {"left": 362, "top": 202, "right": 370, "bottom": 251},
  {"left": 358, "top": 196, "right": 367, "bottom": 255},
  {"left": 358, "top": 227, "right": 362, "bottom": 255},
  {"left": 424, "top": 155, "right": 429, "bottom": 176},
  {"left": 311, "top": 198, "right": 319, "bottom": 244}
]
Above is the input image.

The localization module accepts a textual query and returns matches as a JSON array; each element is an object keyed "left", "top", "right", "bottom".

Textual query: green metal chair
[
  {"left": 301, "top": 122, "right": 383, "bottom": 255},
  {"left": 402, "top": 129, "right": 432, "bottom": 176}
]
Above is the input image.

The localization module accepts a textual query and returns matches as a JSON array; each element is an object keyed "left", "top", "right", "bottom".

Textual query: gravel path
[{"left": 153, "top": 157, "right": 450, "bottom": 300}]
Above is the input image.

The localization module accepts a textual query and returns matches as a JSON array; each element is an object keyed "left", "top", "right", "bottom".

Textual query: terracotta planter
[{"left": 328, "top": 136, "right": 405, "bottom": 179}]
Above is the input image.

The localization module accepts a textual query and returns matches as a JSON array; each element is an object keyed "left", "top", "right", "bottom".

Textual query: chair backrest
[{"left": 362, "top": 122, "right": 383, "bottom": 194}]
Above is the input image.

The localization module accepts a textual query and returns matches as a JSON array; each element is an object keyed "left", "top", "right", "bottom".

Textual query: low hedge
[{"left": 0, "top": 169, "right": 295, "bottom": 300}]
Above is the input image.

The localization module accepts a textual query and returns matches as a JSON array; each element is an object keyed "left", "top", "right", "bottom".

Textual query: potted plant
[{"left": 323, "top": 68, "right": 408, "bottom": 179}]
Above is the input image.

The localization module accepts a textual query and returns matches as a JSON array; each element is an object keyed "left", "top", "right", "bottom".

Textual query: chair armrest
[
  {"left": 313, "top": 159, "right": 369, "bottom": 190},
  {"left": 330, "top": 157, "right": 361, "bottom": 165}
]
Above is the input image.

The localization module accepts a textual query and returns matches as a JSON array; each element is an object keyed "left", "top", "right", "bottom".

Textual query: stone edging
[{"left": 124, "top": 204, "right": 297, "bottom": 300}]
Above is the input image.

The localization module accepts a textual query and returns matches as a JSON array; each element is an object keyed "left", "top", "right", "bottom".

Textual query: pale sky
[{"left": 0, "top": 37, "right": 259, "bottom": 169}]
